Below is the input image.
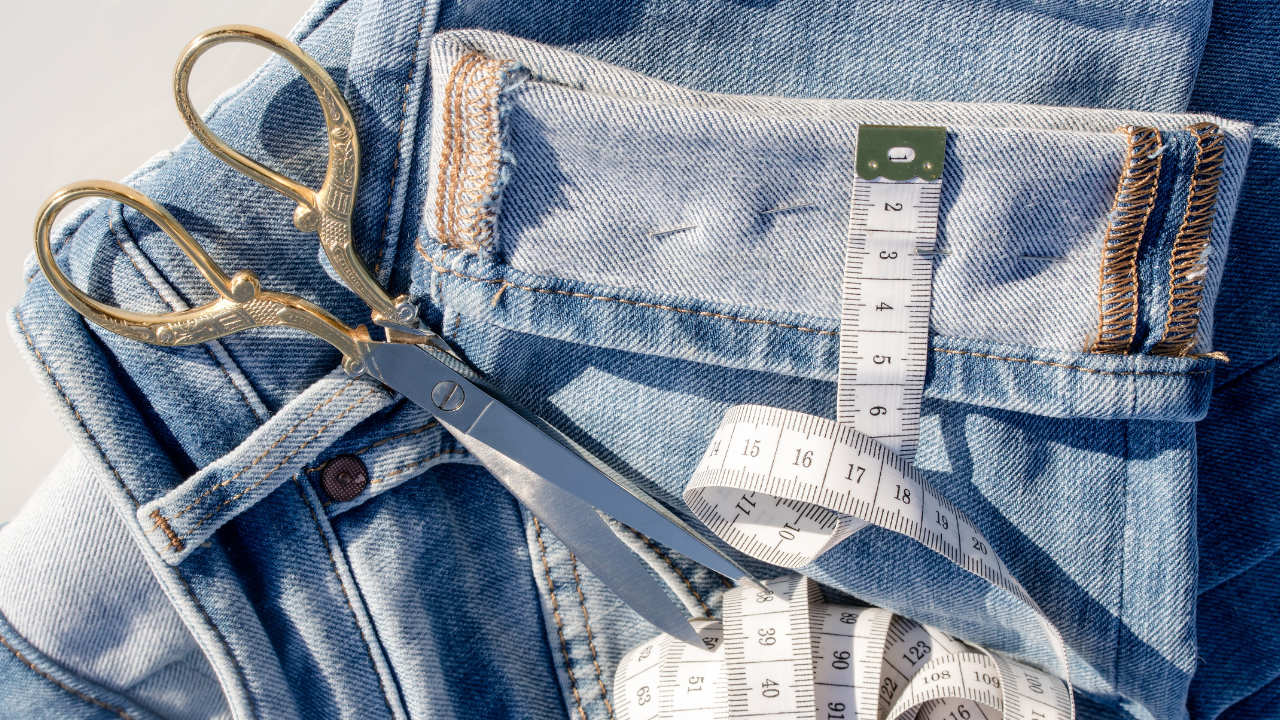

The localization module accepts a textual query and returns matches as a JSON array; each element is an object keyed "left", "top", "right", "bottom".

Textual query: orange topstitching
[
  {"left": 570, "top": 554, "right": 616, "bottom": 720},
  {"left": 0, "top": 632, "right": 136, "bottom": 720},
  {"left": 1153, "top": 122, "right": 1226, "bottom": 357},
  {"left": 154, "top": 378, "right": 364, "bottom": 529},
  {"left": 172, "top": 386, "right": 384, "bottom": 544},
  {"left": 533, "top": 517, "right": 590, "bottom": 720},
  {"left": 933, "top": 347, "right": 1212, "bottom": 377},
  {"left": 1091, "top": 126, "right": 1163, "bottom": 354}
]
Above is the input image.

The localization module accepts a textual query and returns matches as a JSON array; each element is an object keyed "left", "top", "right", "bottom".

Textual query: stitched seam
[
  {"left": 443, "top": 53, "right": 477, "bottom": 250},
  {"left": 292, "top": 477, "right": 398, "bottom": 717},
  {"left": 370, "top": 450, "right": 472, "bottom": 484},
  {"left": 1153, "top": 122, "right": 1226, "bottom": 357},
  {"left": 173, "top": 568, "right": 260, "bottom": 718},
  {"left": 373, "top": 0, "right": 431, "bottom": 277},
  {"left": 15, "top": 311, "right": 142, "bottom": 507},
  {"left": 1113, "top": 422, "right": 1131, "bottom": 693},
  {"left": 0, "top": 630, "right": 136, "bottom": 719},
  {"left": 304, "top": 421, "right": 440, "bottom": 473},
  {"left": 933, "top": 347, "right": 1211, "bottom": 377},
  {"left": 158, "top": 378, "right": 361, "bottom": 525},
  {"left": 109, "top": 211, "right": 264, "bottom": 421},
  {"left": 534, "top": 517, "right": 589, "bottom": 720},
  {"left": 570, "top": 555, "right": 615, "bottom": 719},
  {"left": 450, "top": 53, "right": 499, "bottom": 249},
  {"left": 173, "top": 387, "right": 382, "bottom": 544},
  {"left": 459, "top": 57, "right": 510, "bottom": 252},
  {"left": 626, "top": 527, "right": 714, "bottom": 616},
  {"left": 436, "top": 53, "right": 481, "bottom": 249},
  {"left": 419, "top": 246, "right": 839, "bottom": 336},
  {"left": 435, "top": 53, "right": 514, "bottom": 252},
  {"left": 150, "top": 509, "right": 185, "bottom": 552},
  {"left": 1091, "top": 126, "right": 1162, "bottom": 354},
  {"left": 15, "top": 310, "right": 258, "bottom": 717}
]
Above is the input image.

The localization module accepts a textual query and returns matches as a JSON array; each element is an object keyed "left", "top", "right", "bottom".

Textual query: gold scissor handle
[
  {"left": 174, "top": 25, "right": 420, "bottom": 332},
  {"left": 34, "top": 181, "right": 371, "bottom": 373}
]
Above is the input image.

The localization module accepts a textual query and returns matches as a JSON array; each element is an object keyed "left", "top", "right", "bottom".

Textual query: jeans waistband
[{"left": 421, "top": 30, "right": 1254, "bottom": 358}]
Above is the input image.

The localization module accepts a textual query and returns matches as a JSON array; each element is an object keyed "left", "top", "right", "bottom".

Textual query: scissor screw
[{"left": 431, "top": 381, "right": 465, "bottom": 411}]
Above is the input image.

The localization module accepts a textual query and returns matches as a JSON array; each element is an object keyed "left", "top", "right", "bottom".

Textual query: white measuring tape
[
  {"left": 613, "top": 619, "right": 726, "bottom": 720},
  {"left": 837, "top": 128, "right": 942, "bottom": 464},
  {"left": 617, "top": 127, "right": 1076, "bottom": 719},
  {"left": 614, "top": 575, "right": 1072, "bottom": 720}
]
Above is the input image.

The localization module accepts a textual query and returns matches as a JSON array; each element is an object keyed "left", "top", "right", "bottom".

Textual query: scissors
[{"left": 33, "top": 25, "right": 756, "bottom": 646}]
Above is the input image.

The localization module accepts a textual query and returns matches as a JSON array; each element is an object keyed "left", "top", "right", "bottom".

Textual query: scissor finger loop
[
  {"left": 174, "top": 25, "right": 421, "bottom": 334},
  {"left": 33, "top": 180, "right": 370, "bottom": 365}
]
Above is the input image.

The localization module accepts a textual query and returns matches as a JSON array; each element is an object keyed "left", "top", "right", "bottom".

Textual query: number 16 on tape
[{"left": 840, "top": 125, "right": 946, "bottom": 464}]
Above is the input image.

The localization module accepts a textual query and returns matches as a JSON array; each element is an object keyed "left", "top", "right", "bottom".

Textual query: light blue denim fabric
[
  {"left": 424, "top": 31, "right": 1252, "bottom": 356},
  {"left": 0, "top": 1, "right": 1273, "bottom": 720}
]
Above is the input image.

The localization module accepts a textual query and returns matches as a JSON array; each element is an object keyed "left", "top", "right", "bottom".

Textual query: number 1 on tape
[{"left": 840, "top": 125, "right": 945, "bottom": 464}]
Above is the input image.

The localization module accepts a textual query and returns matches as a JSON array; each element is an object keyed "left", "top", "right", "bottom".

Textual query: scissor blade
[
  {"left": 361, "top": 341, "right": 755, "bottom": 585},
  {"left": 443, "top": 422, "right": 704, "bottom": 647}
]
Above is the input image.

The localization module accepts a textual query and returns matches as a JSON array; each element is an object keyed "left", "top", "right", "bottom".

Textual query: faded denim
[{"left": 0, "top": 2, "right": 1274, "bottom": 720}]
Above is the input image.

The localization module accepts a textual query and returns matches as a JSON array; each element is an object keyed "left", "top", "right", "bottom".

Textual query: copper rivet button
[{"left": 320, "top": 455, "right": 368, "bottom": 503}]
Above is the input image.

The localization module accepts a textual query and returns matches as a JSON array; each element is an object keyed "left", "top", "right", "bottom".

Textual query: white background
[{"left": 0, "top": 0, "right": 316, "bottom": 522}]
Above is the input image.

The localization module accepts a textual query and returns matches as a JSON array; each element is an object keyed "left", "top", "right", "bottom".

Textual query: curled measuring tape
[
  {"left": 615, "top": 125, "right": 1077, "bottom": 719},
  {"left": 679, "top": 408, "right": 1075, "bottom": 719},
  {"left": 614, "top": 575, "right": 1073, "bottom": 720}
]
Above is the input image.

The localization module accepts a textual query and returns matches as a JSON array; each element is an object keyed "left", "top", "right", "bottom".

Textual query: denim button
[{"left": 320, "top": 455, "right": 368, "bottom": 502}]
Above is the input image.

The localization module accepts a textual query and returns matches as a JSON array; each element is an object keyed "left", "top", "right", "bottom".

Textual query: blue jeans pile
[{"left": 0, "top": 2, "right": 1275, "bottom": 719}]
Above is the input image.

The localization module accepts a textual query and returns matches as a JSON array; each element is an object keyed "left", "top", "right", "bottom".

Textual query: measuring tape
[
  {"left": 613, "top": 619, "right": 726, "bottom": 720},
  {"left": 614, "top": 575, "right": 1072, "bottom": 720},
  {"left": 616, "top": 127, "right": 1078, "bottom": 719},
  {"left": 837, "top": 125, "right": 944, "bottom": 465}
]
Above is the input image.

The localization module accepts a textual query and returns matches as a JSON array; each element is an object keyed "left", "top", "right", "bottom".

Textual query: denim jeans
[{"left": 0, "top": 1, "right": 1274, "bottom": 720}]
